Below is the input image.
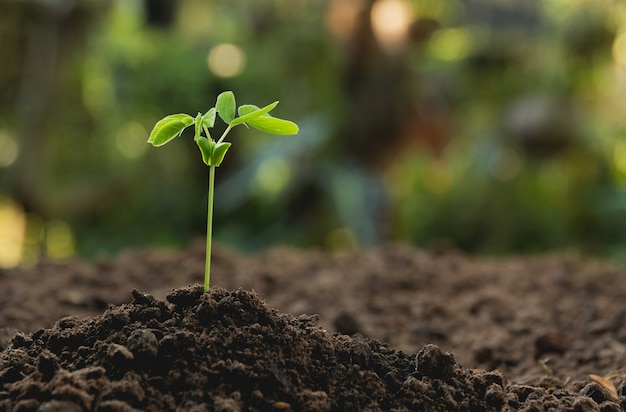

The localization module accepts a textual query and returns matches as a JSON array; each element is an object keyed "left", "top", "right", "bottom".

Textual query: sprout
[{"left": 148, "top": 91, "right": 298, "bottom": 292}]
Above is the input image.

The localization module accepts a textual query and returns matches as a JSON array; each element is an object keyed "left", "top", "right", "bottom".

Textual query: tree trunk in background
[{"left": 3, "top": 2, "right": 107, "bottom": 217}]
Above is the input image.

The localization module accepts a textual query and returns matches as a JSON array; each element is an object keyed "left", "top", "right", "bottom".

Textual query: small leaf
[
  {"left": 231, "top": 101, "right": 279, "bottom": 126},
  {"left": 211, "top": 142, "right": 232, "bottom": 166},
  {"left": 194, "top": 113, "right": 203, "bottom": 140},
  {"left": 203, "top": 107, "right": 216, "bottom": 128},
  {"left": 195, "top": 112, "right": 211, "bottom": 140},
  {"left": 237, "top": 104, "right": 260, "bottom": 117},
  {"left": 195, "top": 137, "right": 215, "bottom": 166},
  {"left": 216, "top": 91, "right": 236, "bottom": 124},
  {"left": 247, "top": 116, "right": 299, "bottom": 135},
  {"left": 148, "top": 114, "right": 194, "bottom": 147}
]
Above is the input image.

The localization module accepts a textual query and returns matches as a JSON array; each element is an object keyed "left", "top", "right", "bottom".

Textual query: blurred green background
[{"left": 1, "top": 0, "right": 626, "bottom": 266}]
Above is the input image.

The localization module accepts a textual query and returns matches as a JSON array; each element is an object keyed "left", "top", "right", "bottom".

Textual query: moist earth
[{"left": 0, "top": 241, "right": 625, "bottom": 411}]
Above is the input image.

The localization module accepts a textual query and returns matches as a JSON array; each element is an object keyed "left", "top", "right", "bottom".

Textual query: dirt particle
[
  {"left": 295, "top": 390, "right": 330, "bottom": 411},
  {"left": 55, "top": 316, "right": 83, "bottom": 330},
  {"left": 332, "top": 311, "right": 362, "bottom": 336},
  {"left": 572, "top": 396, "right": 601, "bottom": 412},
  {"left": 588, "top": 374, "right": 618, "bottom": 400},
  {"left": 272, "top": 400, "right": 292, "bottom": 410},
  {"left": 410, "top": 324, "right": 448, "bottom": 341},
  {"left": 213, "top": 395, "right": 241, "bottom": 412},
  {"left": 36, "top": 350, "right": 59, "bottom": 382},
  {"left": 414, "top": 344, "right": 457, "bottom": 380},
  {"left": 74, "top": 366, "right": 106, "bottom": 381},
  {"left": 580, "top": 382, "right": 616, "bottom": 404},
  {"left": 49, "top": 383, "right": 93, "bottom": 411},
  {"left": 10, "top": 332, "right": 32, "bottom": 349},
  {"left": 13, "top": 399, "right": 40, "bottom": 411},
  {"left": 130, "top": 289, "right": 156, "bottom": 306},
  {"left": 38, "top": 400, "right": 83, "bottom": 412},
  {"left": 107, "top": 343, "right": 134, "bottom": 363},
  {"left": 166, "top": 287, "right": 204, "bottom": 309},
  {"left": 598, "top": 401, "right": 622, "bottom": 412},
  {"left": 96, "top": 399, "right": 143, "bottom": 412},
  {"left": 534, "top": 329, "right": 569, "bottom": 357},
  {"left": 1, "top": 349, "right": 35, "bottom": 382},
  {"left": 485, "top": 382, "right": 506, "bottom": 409},
  {"left": 100, "top": 376, "right": 146, "bottom": 404},
  {"left": 126, "top": 329, "right": 158, "bottom": 359}
]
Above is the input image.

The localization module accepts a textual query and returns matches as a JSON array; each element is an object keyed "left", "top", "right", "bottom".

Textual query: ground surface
[{"left": 0, "top": 241, "right": 625, "bottom": 410}]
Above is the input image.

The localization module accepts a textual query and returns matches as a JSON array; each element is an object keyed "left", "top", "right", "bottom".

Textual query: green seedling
[{"left": 147, "top": 91, "right": 298, "bottom": 292}]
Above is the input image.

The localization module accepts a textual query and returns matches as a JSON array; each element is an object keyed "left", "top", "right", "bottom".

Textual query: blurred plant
[
  {"left": 148, "top": 91, "right": 298, "bottom": 291},
  {"left": 2, "top": 0, "right": 626, "bottom": 266}
]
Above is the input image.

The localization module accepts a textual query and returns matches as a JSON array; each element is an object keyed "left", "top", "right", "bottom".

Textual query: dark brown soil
[{"left": 1, "top": 241, "right": 625, "bottom": 411}]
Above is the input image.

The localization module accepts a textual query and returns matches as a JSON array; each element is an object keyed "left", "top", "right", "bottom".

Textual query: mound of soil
[{"left": 1, "top": 241, "right": 626, "bottom": 410}]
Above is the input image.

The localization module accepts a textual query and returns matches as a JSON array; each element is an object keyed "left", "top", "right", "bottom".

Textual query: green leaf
[
  {"left": 194, "top": 138, "right": 230, "bottom": 166},
  {"left": 195, "top": 137, "right": 215, "bottom": 166},
  {"left": 203, "top": 107, "right": 216, "bottom": 128},
  {"left": 148, "top": 114, "right": 194, "bottom": 147},
  {"left": 216, "top": 91, "right": 236, "bottom": 124},
  {"left": 246, "top": 116, "right": 299, "bottom": 135},
  {"left": 237, "top": 104, "right": 260, "bottom": 117},
  {"left": 211, "top": 142, "right": 232, "bottom": 166},
  {"left": 231, "top": 101, "right": 279, "bottom": 126},
  {"left": 194, "top": 113, "right": 203, "bottom": 140},
  {"left": 196, "top": 112, "right": 211, "bottom": 140}
]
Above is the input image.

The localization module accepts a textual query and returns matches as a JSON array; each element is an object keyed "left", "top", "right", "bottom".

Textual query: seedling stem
[{"left": 205, "top": 164, "right": 215, "bottom": 292}]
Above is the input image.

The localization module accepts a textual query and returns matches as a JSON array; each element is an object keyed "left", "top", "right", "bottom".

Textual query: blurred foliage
[{"left": 1, "top": 0, "right": 626, "bottom": 264}]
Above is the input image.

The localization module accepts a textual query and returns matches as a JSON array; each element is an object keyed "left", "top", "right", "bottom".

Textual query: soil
[{"left": 1, "top": 240, "right": 626, "bottom": 411}]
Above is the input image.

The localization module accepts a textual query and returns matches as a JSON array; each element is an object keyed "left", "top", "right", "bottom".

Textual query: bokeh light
[
  {"left": 21, "top": 214, "right": 44, "bottom": 266},
  {"left": 116, "top": 121, "right": 148, "bottom": 159},
  {"left": 0, "top": 131, "right": 18, "bottom": 168},
  {"left": 45, "top": 220, "right": 75, "bottom": 260},
  {"left": 254, "top": 158, "right": 291, "bottom": 196},
  {"left": 0, "top": 197, "right": 25, "bottom": 268},
  {"left": 428, "top": 27, "right": 474, "bottom": 62},
  {"left": 613, "top": 139, "right": 626, "bottom": 176},
  {"left": 371, "top": 0, "right": 414, "bottom": 53},
  {"left": 207, "top": 43, "right": 246, "bottom": 78},
  {"left": 325, "top": 0, "right": 361, "bottom": 42},
  {"left": 0, "top": 199, "right": 75, "bottom": 267}
]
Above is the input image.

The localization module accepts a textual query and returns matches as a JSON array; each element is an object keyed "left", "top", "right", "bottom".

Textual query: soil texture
[{"left": 1, "top": 241, "right": 626, "bottom": 411}]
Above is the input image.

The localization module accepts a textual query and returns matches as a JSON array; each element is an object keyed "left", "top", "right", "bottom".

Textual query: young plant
[{"left": 147, "top": 91, "right": 298, "bottom": 292}]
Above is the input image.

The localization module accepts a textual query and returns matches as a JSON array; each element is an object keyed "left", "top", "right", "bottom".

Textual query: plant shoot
[{"left": 148, "top": 91, "right": 298, "bottom": 292}]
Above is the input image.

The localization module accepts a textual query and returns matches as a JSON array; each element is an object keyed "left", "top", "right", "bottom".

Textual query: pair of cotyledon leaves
[{"left": 147, "top": 91, "right": 299, "bottom": 167}]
